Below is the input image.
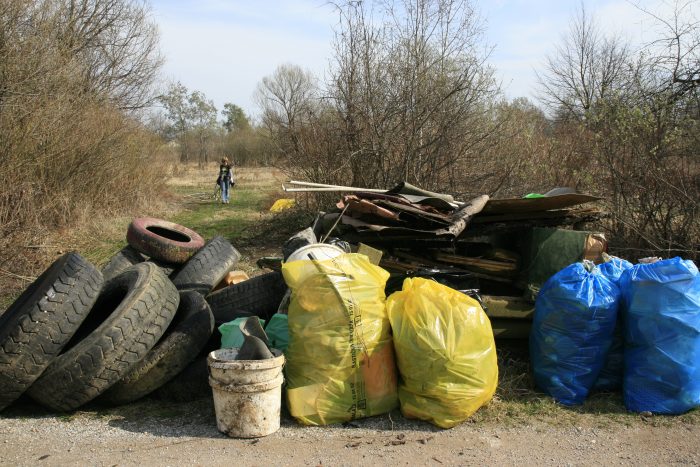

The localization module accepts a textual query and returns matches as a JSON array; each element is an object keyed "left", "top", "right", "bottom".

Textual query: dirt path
[{"left": 1, "top": 398, "right": 698, "bottom": 466}]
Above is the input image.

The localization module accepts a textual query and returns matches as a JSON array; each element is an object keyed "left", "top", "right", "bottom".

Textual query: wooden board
[{"left": 482, "top": 193, "right": 601, "bottom": 214}]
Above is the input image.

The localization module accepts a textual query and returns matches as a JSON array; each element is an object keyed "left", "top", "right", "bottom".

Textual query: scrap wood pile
[
  {"left": 0, "top": 217, "right": 284, "bottom": 412},
  {"left": 297, "top": 182, "right": 607, "bottom": 339}
]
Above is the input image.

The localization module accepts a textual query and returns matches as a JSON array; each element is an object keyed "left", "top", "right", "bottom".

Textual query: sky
[{"left": 149, "top": 0, "right": 685, "bottom": 119}]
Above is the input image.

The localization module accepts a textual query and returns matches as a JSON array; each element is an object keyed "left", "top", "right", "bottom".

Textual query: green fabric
[
  {"left": 519, "top": 228, "right": 589, "bottom": 298},
  {"left": 523, "top": 193, "right": 546, "bottom": 199},
  {"left": 219, "top": 318, "right": 266, "bottom": 349},
  {"left": 265, "top": 314, "right": 289, "bottom": 352}
]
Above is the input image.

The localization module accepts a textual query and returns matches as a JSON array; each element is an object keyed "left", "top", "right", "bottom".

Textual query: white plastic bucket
[
  {"left": 286, "top": 243, "right": 345, "bottom": 263},
  {"left": 209, "top": 348, "right": 284, "bottom": 385},
  {"left": 208, "top": 349, "right": 285, "bottom": 438}
]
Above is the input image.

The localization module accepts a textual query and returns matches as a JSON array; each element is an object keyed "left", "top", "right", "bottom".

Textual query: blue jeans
[{"left": 220, "top": 180, "right": 230, "bottom": 203}]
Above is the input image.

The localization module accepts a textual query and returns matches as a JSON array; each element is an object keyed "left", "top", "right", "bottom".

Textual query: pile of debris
[{"left": 288, "top": 183, "right": 607, "bottom": 339}]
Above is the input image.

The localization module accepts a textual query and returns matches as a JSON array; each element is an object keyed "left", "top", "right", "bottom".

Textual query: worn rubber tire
[
  {"left": 206, "top": 271, "right": 287, "bottom": 323},
  {"left": 155, "top": 356, "right": 211, "bottom": 403},
  {"left": 27, "top": 263, "right": 179, "bottom": 412},
  {"left": 171, "top": 236, "right": 241, "bottom": 294},
  {"left": 101, "top": 291, "right": 214, "bottom": 405},
  {"left": 102, "top": 246, "right": 145, "bottom": 282},
  {"left": 147, "top": 258, "right": 179, "bottom": 278},
  {"left": 101, "top": 245, "right": 178, "bottom": 280},
  {"left": 126, "top": 217, "right": 204, "bottom": 264},
  {"left": 0, "top": 253, "right": 103, "bottom": 411}
]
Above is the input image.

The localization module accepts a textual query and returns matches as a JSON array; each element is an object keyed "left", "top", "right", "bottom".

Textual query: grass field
[{"left": 80, "top": 164, "right": 302, "bottom": 277}]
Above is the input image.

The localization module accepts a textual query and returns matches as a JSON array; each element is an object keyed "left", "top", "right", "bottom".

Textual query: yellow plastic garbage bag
[
  {"left": 282, "top": 253, "right": 398, "bottom": 425},
  {"left": 269, "top": 198, "right": 296, "bottom": 213},
  {"left": 386, "top": 278, "right": 498, "bottom": 428}
]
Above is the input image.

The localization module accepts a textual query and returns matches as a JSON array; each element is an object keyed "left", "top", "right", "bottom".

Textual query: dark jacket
[{"left": 217, "top": 164, "right": 234, "bottom": 185}]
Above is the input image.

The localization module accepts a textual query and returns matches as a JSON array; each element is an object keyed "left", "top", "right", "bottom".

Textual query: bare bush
[
  {"left": 331, "top": 0, "right": 501, "bottom": 191},
  {"left": 536, "top": 5, "right": 630, "bottom": 120},
  {"left": 537, "top": 1, "right": 699, "bottom": 260},
  {"left": 221, "top": 128, "right": 277, "bottom": 167},
  {"left": 0, "top": 0, "right": 164, "bottom": 266},
  {"left": 257, "top": 0, "right": 501, "bottom": 196}
]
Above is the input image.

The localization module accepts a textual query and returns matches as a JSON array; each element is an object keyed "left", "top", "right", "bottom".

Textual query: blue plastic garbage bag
[
  {"left": 530, "top": 261, "right": 620, "bottom": 405},
  {"left": 598, "top": 256, "right": 633, "bottom": 283},
  {"left": 594, "top": 256, "right": 633, "bottom": 392},
  {"left": 620, "top": 257, "right": 700, "bottom": 414}
]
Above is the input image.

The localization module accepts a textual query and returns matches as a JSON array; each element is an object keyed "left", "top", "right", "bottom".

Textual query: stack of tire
[{"left": 0, "top": 217, "right": 285, "bottom": 412}]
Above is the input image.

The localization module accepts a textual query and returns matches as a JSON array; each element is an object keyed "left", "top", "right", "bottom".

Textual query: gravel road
[{"left": 1, "top": 396, "right": 698, "bottom": 466}]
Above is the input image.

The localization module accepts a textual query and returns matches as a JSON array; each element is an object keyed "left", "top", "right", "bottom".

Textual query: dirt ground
[{"left": 1, "top": 396, "right": 698, "bottom": 466}]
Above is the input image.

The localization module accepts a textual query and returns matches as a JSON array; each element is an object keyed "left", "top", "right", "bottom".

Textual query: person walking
[{"left": 216, "top": 157, "right": 234, "bottom": 204}]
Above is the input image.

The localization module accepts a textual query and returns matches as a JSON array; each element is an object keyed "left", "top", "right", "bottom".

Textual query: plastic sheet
[
  {"left": 620, "top": 257, "right": 700, "bottom": 414},
  {"left": 530, "top": 262, "right": 620, "bottom": 405},
  {"left": 282, "top": 253, "right": 398, "bottom": 425},
  {"left": 598, "top": 256, "right": 633, "bottom": 283},
  {"left": 594, "top": 256, "right": 633, "bottom": 391},
  {"left": 386, "top": 278, "right": 498, "bottom": 428},
  {"left": 265, "top": 314, "right": 289, "bottom": 352}
]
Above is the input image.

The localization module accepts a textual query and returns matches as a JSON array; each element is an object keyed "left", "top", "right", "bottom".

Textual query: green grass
[
  {"left": 171, "top": 185, "right": 272, "bottom": 243},
  {"left": 467, "top": 343, "right": 700, "bottom": 428},
  {"left": 77, "top": 168, "right": 286, "bottom": 270},
  {"left": 81, "top": 233, "right": 132, "bottom": 268}
]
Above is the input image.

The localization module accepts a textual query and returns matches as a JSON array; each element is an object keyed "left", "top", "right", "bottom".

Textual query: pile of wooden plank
[{"left": 298, "top": 182, "right": 607, "bottom": 340}]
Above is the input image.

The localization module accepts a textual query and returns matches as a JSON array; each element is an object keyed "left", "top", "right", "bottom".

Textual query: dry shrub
[
  {"left": 221, "top": 128, "right": 277, "bottom": 167},
  {"left": 0, "top": 0, "right": 166, "bottom": 277},
  {"left": 0, "top": 99, "right": 170, "bottom": 257}
]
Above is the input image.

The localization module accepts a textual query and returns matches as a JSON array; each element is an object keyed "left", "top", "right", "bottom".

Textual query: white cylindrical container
[
  {"left": 208, "top": 349, "right": 285, "bottom": 438},
  {"left": 209, "top": 348, "right": 284, "bottom": 385}
]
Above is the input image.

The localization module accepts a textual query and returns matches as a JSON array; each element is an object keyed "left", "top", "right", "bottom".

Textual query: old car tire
[
  {"left": 101, "top": 291, "right": 214, "bottom": 405},
  {"left": 171, "top": 236, "right": 241, "bottom": 294},
  {"left": 206, "top": 271, "right": 287, "bottom": 323},
  {"left": 155, "top": 355, "right": 211, "bottom": 403},
  {"left": 126, "top": 217, "right": 204, "bottom": 264},
  {"left": 27, "top": 263, "right": 179, "bottom": 412},
  {"left": 0, "top": 253, "right": 103, "bottom": 411},
  {"left": 101, "top": 246, "right": 145, "bottom": 282},
  {"left": 102, "top": 245, "right": 179, "bottom": 281}
]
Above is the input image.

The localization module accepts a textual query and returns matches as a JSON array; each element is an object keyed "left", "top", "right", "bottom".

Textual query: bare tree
[
  {"left": 536, "top": 4, "right": 629, "bottom": 120},
  {"left": 536, "top": 0, "right": 699, "bottom": 259},
  {"left": 255, "top": 64, "right": 318, "bottom": 133},
  {"left": 253, "top": 0, "right": 501, "bottom": 197},
  {"left": 54, "top": 0, "right": 163, "bottom": 110},
  {"left": 254, "top": 64, "right": 320, "bottom": 156},
  {"left": 159, "top": 82, "right": 218, "bottom": 164},
  {"left": 632, "top": 0, "right": 700, "bottom": 104},
  {"left": 328, "top": 0, "right": 501, "bottom": 191}
]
